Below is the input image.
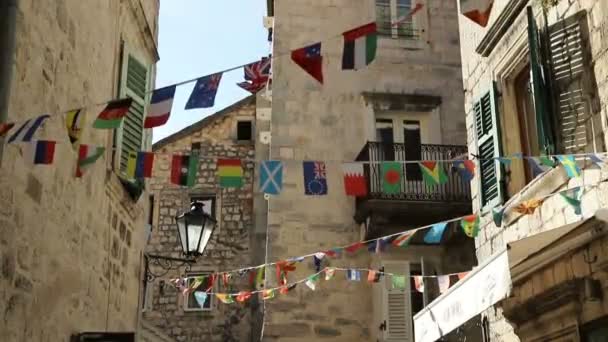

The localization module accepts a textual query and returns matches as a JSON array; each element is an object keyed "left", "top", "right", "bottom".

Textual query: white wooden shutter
[{"left": 381, "top": 261, "right": 412, "bottom": 341}]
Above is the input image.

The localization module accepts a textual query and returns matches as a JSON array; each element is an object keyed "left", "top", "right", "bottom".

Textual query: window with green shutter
[{"left": 474, "top": 85, "right": 503, "bottom": 208}]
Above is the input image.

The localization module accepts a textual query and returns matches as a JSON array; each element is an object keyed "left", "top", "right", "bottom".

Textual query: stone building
[
  {"left": 0, "top": 1, "right": 162, "bottom": 341},
  {"left": 145, "top": 95, "right": 266, "bottom": 342},
  {"left": 414, "top": 0, "right": 608, "bottom": 341},
  {"left": 261, "top": 1, "right": 475, "bottom": 341}
]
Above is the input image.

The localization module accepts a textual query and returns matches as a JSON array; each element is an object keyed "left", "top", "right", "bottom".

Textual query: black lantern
[{"left": 175, "top": 201, "right": 217, "bottom": 257}]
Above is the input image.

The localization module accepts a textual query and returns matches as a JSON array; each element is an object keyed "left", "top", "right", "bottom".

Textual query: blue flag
[
  {"left": 260, "top": 161, "right": 283, "bottom": 195},
  {"left": 424, "top": 222, "right": 447, "bottom": 244},
  {"left": 8, "top": 114, "right": 50, "bottom": 143},
  {"left": 194, "top": 291, "right": 209, "bottom": 309},
  {"left": 346, "top": 269, "right": 361, "bottom": 281},
  {"left": 303, "top": 161, "right": 327, "bottom": 195},
  {"left": 185, "top": 73, "right": 223, "bottom": 109}
]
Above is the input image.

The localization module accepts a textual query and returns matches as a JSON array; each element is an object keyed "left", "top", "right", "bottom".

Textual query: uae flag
[
  {"left": 93, "top": 98, "right": 133, "bottom": 129},
  {"left": 460, "top": 0, "right": 494, "bottom": 27},
  {"left": 342, "top": 22, "right": 377, "bottom": 70},
  {"left": 171, "top": 154, "right": 198, "bottom": 187},
  {"left": 342, "top": 162, "right": 367, "bottom": 196}
]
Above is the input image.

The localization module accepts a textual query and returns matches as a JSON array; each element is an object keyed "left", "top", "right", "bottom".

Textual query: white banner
[{"left": 414, "top": 249, "right": 511, "bottom": 342}]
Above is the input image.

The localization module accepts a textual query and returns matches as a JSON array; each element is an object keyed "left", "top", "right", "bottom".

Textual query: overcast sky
[{"left": 152, "top": 0, "right": 269, "bottom": 142}]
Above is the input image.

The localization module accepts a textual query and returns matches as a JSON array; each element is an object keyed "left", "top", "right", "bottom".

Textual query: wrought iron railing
[
  {"left": 377, "top": 21, "right": 421, "bottom": 40},
  {"left": 355, "top": 142, "right": 471, "bottom": 202}
]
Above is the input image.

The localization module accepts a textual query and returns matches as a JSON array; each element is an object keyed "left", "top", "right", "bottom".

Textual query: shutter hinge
[{"left": 379, "top": 320, "right": 387, "bottom": 331}]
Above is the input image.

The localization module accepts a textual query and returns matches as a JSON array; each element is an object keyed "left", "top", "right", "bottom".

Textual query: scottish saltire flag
[
  {"left": 65, "top": 109, "right": 86, "bottom": 149},
  {"left": 453, "top": 160, "right": 475, "bottom": 182},
  {"left": 303, "top": 161, "right": 327, "bottom": 195},
  {"left": 557, "top": 155, "right": 581, "bottom": 178},
  {"left": 460, "top": 0, "right": 494, "bottom": 27},
  {"left": 7, "top": 114, "right": 50, "bottom": 143},
  {"left": 346, "top": 269, "right": 361, "bottom": 281},
  {"left": 260, "top": 160, "right": 283, "bottom": 195},
  {"left": 419, "top": 161, "right": 448, "bottom": 186},
  {"left": 185, "top": 73, "right": 223, "bottom": 109},
  {"left": 237, "top": 57, "right": 271, "bottom": 93},
  {"left": 291, "top": 42, "right": 323, "bottom": 83},
  {"left": 424, "top": 222, "right": 447, "bottom": 244},
  {"left": 145, "top": 85, "right": 176, "bottom": 128},
  {"left": 342, "top": 22, "right": 377, "bottom": 70},
  {"left": 27, "top": 140, "right": 56, "bottom": 165}
]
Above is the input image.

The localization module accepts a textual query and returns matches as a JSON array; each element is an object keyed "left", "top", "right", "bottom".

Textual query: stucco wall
[
  {"left": 0, "top": 1, "right": 157, "bottom": 341},
  {"left": 265, "top": 0, "right": 465, "bottom": 340}
]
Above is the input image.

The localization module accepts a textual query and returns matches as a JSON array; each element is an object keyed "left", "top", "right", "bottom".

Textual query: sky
[{"left": 152, "top": 0, "right": 269, "bottom": 142}]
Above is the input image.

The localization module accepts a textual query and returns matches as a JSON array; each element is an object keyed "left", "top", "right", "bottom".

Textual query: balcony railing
[
  {"left": 377, "top": 21, "right": 421, "bottom": 40},
  {"left": 355, "top": 142, "right": 471, "bottom": 202}
]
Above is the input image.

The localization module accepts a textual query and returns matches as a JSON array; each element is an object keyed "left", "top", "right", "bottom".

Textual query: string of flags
[{"left": 171, "top": 266, "right": 472, "bottom": 308}]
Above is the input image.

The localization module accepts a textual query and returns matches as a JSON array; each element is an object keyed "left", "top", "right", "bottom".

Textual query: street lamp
[{"left": 144, "top": 201, "right": 217, "bottom": 282}]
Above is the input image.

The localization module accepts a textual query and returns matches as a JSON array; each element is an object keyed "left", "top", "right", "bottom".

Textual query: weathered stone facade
[
  {"left": 0, "top": 1, "right": 158, "bottom": 341},
  {"left": 457, "top": 0, "right": 608, "bottom": 340},
  {"left": 146, "top": 96, "right": 261, "bottom": 342}
]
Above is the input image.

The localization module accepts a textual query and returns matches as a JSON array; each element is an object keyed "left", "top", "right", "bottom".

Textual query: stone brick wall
[
  {"left": 145, "top": 97, "right": 259, "bottom": 342},
  {"left": 265, "top": 1, "right": 466, "bottom": 341},
  {"left": 457, "top": 0, "right": 608, "bottom": 340},
  {"left": 0, "top": 1, "right": 158, "bottom": 341}
]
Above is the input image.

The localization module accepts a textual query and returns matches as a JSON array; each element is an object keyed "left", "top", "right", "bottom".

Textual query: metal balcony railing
[
  {"left": 376, "top": 21, "right": 421, "bottom": 40},
  {"left": 355, "top": 142, "right": 471, "bottom": 202}
]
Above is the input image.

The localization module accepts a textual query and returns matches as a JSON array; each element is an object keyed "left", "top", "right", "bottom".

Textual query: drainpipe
[{"left": 0, "top": 0, "right": 19, "bottom": 163}]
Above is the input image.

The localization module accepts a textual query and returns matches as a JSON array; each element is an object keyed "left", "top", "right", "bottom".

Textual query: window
[
  {"left": 191, "top": 142, "right": 201, "bottom": 154},
  {"left": 237, "top": 121, "right": 253, "bottom": 141},
  {"left": 184, "top": 273, "right": 214, "bottom": 311},
  {"left": 375, "top": 0, "right": 417, "bottom": 39},
  {"left": 403, "top": 120, "right": 422, "bottom": 180},
  {"left": 115, "top": 43, "right": 151, "bottom": 173},
  {"left": 380, "top": 261, "right": 414, "bottom": 341},
  {"left": 581, "top": 317, "right": 608, "bottom": 342},
  {"left": 190, "top": 196, "right": 215, "bottom": 217}
]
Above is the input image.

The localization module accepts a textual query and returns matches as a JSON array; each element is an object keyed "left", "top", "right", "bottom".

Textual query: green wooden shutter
[
  {"left": 475, "top": 85, "right": 503, "bottom": 208},
  {"left": 527, "top": 6, "right": 556, "bottom": 155},
  {"left": 546, "top": 11, "right": 603, "bottom": 154},
  {"left": 381, "top": 262, "right": 412, "bottom": 341},
  {"left": 118, "top": 46, "right": 149, "bottom": 172}
]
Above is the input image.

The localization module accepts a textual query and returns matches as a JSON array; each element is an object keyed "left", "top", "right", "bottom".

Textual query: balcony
[{"left": 354, "top": 142, "right": 472, "bottom": 238}]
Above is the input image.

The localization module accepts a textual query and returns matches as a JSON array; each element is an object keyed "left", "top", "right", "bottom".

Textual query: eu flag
[{"left": 185, "top": 73, "right": 223, "bottom": 109}]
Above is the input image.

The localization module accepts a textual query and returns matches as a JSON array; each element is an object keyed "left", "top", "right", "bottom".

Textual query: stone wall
[
  {"left": 0, "top": 1, "right": 158, "bottom": 341},
  {"left": 146, "top": 97, "right": 259, "bottom": 342},
  {"left": 457, "top": 0, "right": 608, "bottom": 340},
  {"left": 265, "top": 0, "right": 466, "bottom": 341}
]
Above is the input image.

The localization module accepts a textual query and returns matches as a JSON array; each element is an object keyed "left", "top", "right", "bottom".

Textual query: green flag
[
  {"left": 381, "top": 162, "right": 402, "bottom": 194},
  {"left": 392, "top": 275, "right": 407, "bottom": 289}
]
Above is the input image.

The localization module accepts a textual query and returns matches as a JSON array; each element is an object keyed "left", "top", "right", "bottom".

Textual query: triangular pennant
[
  {"left": 413, "top": 276, "right": 424, "bottom": 293},
  {"left": 514, "top": 199, "right": 543, "bottom": 215},
  {"left": 460, "top": 214, "right": 480, "bottom": 238},
  {"left": 216, "top": 293, "right": 235, "bottom": 304},
  {"left": 291, "top": 42, "right": 323, "bottom": 83},
  {"left": 557, "top": 155, "right": 581, "bottom": 178},
  {"left": 492, "top": 206, "right": 505, "bottom": 227},
  {"left": 391, "top": 275, "right": 407, "bottom": 289},
  {"left": 560, "top": 187, "right": 582, "bottom": 215},
  {"left": 438, "top": 276, "right": 450, "bottom": 294},
  {"left": 423, "top": 222, "right": 447, "bottom": 244},
  {"left": 324, "top": 267, "right": 336, "bottom": 281},
  {"left": 194, "top": 291, "right": 208, "bottom": 308}
]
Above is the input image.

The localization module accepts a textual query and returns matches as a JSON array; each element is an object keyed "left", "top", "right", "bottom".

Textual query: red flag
[
  {"left": 342, "top": 163, "right": 367, "bottom": 197},
  {"left": 345, "top": 242, "right": 365, "bottom": 253},
  {"left": 0, "top": 122, "right": 14, "bottom": 137},
  {"left": 291, "top": 42, "right": 323, "bottom": 84},
  {"left": 460, "top": 0, "right": 494, "bottom": 27}
]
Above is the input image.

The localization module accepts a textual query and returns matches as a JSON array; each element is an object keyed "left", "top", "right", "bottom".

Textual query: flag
[
  {"left": 345, "top": 241, "right": 365, "bottom": 253},
  {"left": 126, "top": 151, "right": 154, "bottom": 179},
  {"left": 514, "top": 199, "right": 543, "bottom": 215},
  {"left": 276, "top": 261, "right": 297, "bottom": 286},
  {"left": 305, "top": 274, "right": 320, "bottom": 290},
  {"left": 92, "top": 98, "right": 132, "bottom": 129},
  {"left": 303, "top": 161, "right": 327, "bottom": 195},
  {"left": 419, "top": 161, "right": 448, "bottom": 186},
  {"left": 346, "top": 269, "right": 361, "bottom": 281},
  {"left": 236, "top": 291, "right": 252, "bottom": 303},
  {"left": 260, "top": 160, "right": 283, "bottom": 195},
  {"left": 237, "top": 57, "right": 272, "bottom": 93},
  {"left": 368, "top": 238, "right": 388, "bottom": 253},
  {"left": 438, "top": 276, "right": 450, "bottom": 294},
  {"left": 291, "top": 42, "right": 323, "bottom": 83},
  {"left": 216, "top": 293, "right": 235, "bottom": 304},
  {"left": 392, "top": 231, "right": 415, "bottom": 247},
  {"left": 497, "top": 157, "right": 511, "bottom": 166},
  {"left": 557, "top": 155, "right": 581, "bottom": 178},
  {"left": 194, "top": 292, "right": 208, "bottom": 308},
  {"left": 342, "top": 162, "right": 367, "bottom": 197},
  {"left": 28, "top": 140, "right": 56, "bottom": 165},
  {"left": 492, "top": 206, "right": 504, "bottom": 227},
  {"left": 262, "top": 288, "right": 276, "bottom": 300},
  {"left": 145, "top": 85, "right": 176, "bottom": 128},
  {"left": 75, "top": 145, "right": 105, "bottom": 178},
  {"left": 424, "top": 222, "right": 447, "bottom": 244},
  {"left": 7, "top": 114, "right": 50, "bottom": 143},
  {"left": 324, "top": 267, "right": 336, "bottom": 281},
  {"left": 218, "top": 159, "right": 243, "bottom": 188},
  {"left": 560, "top": 187, "right": 582, "bottom": 215},
  {"left": 222, "top": 273, "right": 231, "bottom": 287},
  {"left": 185, "top": 73, "right": 223, "bottom": 109},
  {"left": 367, "top": 270, "right": 381, "bottom": 283},
  {"left": 589, "top": 154, "right": 606, "bottom": 168},
  {"left": 460, "top": 0, "right": 494, "bottom": 27},
  {"left": 342, "top": 22, "right": 377, "bottom": 70},
  {"left": 313, "top": 253, "right": 324, "bottom": 272},
  {"left": 65, "top": 109, "right": 86, "bottom": 148},
  {"left": 460, "top": 214, "right": 480, "bottom": 238},
  {"left": 279, "top": 283, "right": 297, "bottom": 295},
  {"left": 171, "top": 154, "right": 198, "bottom": 187},
  {"left": 392, "top": 3, "right": 424, "bottom": 27},
  {"left": 0, "top": 122, "right": 14, "bottom": 137},
  {"left": 392, "top": 275, "right": 407, "bottom": 289},
  {"left": 413, "top": 276, "right": 424, "bottom": 292},
  {"left": 381, "top": 161, "right": 403, "bottom": 194},
  {"left": 326, "top": 248, "right": 342, "bottom": 257},
  {"left": 255, "top": 267, "right": 266, "bottom": 290},
  {"left": 457, "top": 272, "right": 469, "bottom": 280},
  {"left": 453, "top": 160, "right": 475, "bottom": 182}
]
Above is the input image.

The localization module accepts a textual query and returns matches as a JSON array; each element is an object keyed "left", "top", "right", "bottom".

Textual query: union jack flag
[
  {"left": 313, "top": 162, "right": 326, "bottom": 179},
  {"left": 237, "top": 57, "right": 271, "bottom": 94}
]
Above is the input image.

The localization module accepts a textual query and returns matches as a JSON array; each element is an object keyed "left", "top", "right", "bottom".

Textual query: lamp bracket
[{"left": 144, "top": 253, "right": 196, "bottom": 283}]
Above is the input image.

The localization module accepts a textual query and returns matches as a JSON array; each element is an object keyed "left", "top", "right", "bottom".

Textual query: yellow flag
[{"left": 65, "top": 109, "right": 86, "bottom": 148}]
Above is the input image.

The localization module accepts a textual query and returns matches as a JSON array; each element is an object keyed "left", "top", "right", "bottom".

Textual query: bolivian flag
[
  {"left": 342, "top": 22, "right": 377, "bottom": 70},
  {"left": 218, "top": 159, "right": 243, "bottom": 188}
]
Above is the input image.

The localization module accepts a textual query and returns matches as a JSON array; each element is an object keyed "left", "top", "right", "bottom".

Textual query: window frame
[
  {"left": 236, "top": 120, "right": 254, "bottom": 142},
  {"left": 375, "top": 0, "right": 419, "bottom": 40},
  {"left": 183, "top": 271, "right": 214, "bottom": 312},
  {"left": 190, "top": 195, "right": 216, "bottom": 218}
]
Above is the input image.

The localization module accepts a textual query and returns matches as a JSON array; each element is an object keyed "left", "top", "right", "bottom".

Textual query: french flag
[
  {"left": 30, "top": 140, "right": 56, "bottom": 165},
  {"left": 144, "top": 85, "right": 176, "bottom": 128}
]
